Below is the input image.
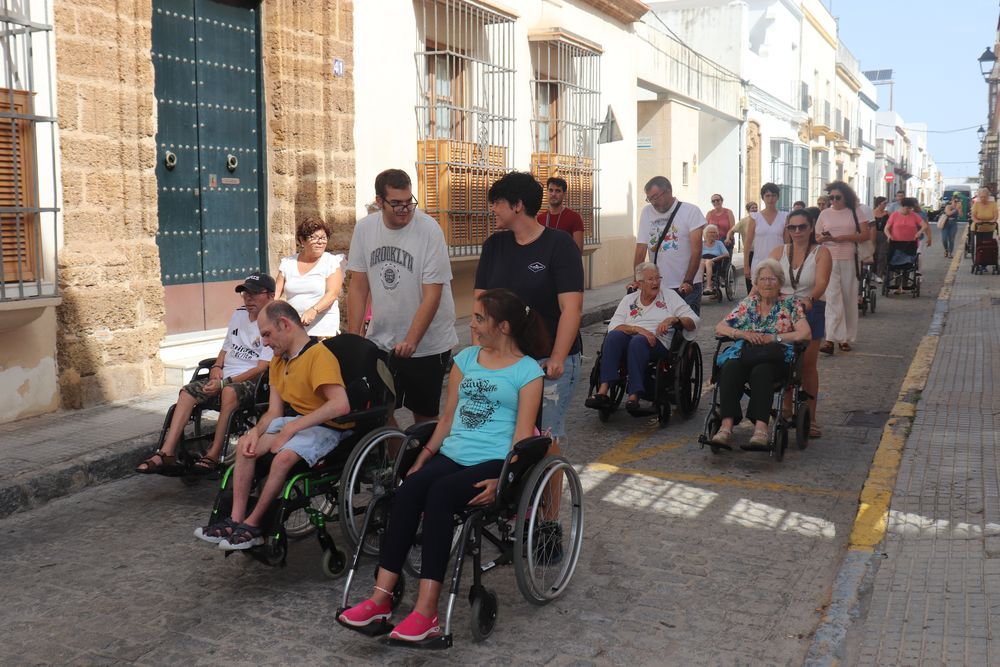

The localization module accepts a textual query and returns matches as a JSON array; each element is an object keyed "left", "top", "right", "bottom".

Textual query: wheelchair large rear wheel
[
  {"left": 724, "top": 264, "right": 736, "bottom": 301},
  {"left": 338, "top": 426, "right": 406, "bottom": 556},
  {"left": 674, "top": 342, "right": 703, "bottom": 417},
  {"left": 513, "top": 456, "right": 584, "bottom": 605}
]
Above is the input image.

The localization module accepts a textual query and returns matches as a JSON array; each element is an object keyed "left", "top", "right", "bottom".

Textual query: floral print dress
[{"left": 718, "top": 295, "right": 805, "bottom": 364}]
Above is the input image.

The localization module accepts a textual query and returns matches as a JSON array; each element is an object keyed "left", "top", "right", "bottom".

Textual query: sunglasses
[
  {"left": 711, "top": 198, "right": 722, "bottom": 203},
  {"left": 828, "top": 194, "right": 843, "bottom": 201},
  {"left": 786, "top": 223, "right": 810, "bottom": 232}
]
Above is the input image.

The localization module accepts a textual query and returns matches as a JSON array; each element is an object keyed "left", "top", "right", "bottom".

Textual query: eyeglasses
[
  {"left": 645, "top": 189, "right": 668, "bottom": 203},
  {"left": 786, "top": 223, "right": 809, "bottom": 232},
  {"left": 383, "top": 197, "right": 418, "bottom": 212},
  {"left": 305, "top": 234, "right": 328, "bottom": 243},
  {"left": 757, "top": 275, "right": 780, "bottom": 283},
  {"left": 711, "top": 198, "right": 722, "bottom": 203},
  {"left": 828, "top": 195, "right": 844, "bottom": 201}
]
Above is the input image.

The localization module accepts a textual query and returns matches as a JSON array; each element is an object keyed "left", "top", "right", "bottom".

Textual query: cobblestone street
[{"left": 1, "top": 249, "right": 950, "bottom": 665}]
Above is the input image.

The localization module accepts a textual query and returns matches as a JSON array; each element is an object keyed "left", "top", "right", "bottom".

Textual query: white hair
[
  {"left": 704, "top": 224, "right": 719, "bottom": 236},
  {"left": 752, "top": 258, "right": 786, "bottom": 287},
  {"left": 634, "top": 262, "right": 658, "bottom": 281}
]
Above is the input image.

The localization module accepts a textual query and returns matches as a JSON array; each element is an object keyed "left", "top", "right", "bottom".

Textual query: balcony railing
[
  {"left": 837, "top": 43, "right": 862, "bottom": 83},
  {"left": 823, "top": 101, "right": 831, "bottom": 128}
]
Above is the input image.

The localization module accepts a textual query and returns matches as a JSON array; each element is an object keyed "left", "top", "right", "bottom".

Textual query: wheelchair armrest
[
  {"left": 495, "top": 435, "right": 552, "bottom": 506},
  {"left": 331, "top": 404, "right": 393, "bottom": 424},
  {"left": 715, "top": 335, "right": 737, "bottom": 343},
  {"left": 404, "top": 421, "right": 437, "bottom": 443},
  {"left": 197, "top": 358, "right": 217, "bottom": 369}
]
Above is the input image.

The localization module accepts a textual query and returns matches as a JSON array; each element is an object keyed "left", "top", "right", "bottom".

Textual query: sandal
[
  {"left": 194, "top": 516, "right": 237, "bottom": 544},
  {"left": 838, "top": 343, "right": 852, "bottom": 352},
  {"left": 191, "top": 455, "right": 219, "bottom": 475},
  {"left": 819, "top": 342, "right": 834, "bottom": 355},
  {"left": 809, "top": 424, "right": 823, "bottom": 438},
  {"left": 135, "top": 449, "right": 177, "bottom": 474},
  {"left": 584, "top": 394, "right": 612, "bottom": 410},
  {"left": 218, "top": 522, "right": 264, "bottom": 551},
  {"left": 710, "top": 428, "right": 732, "bottom": 446}
]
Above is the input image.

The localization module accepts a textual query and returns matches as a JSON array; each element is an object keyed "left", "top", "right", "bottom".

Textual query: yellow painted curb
[{"left": 846, "top": 234, "right": 963, "bottom": 550}]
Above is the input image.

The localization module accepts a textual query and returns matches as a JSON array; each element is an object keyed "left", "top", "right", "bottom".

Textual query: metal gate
[{"left": 152, "top": 0, "right": 265, "bottom": 334}]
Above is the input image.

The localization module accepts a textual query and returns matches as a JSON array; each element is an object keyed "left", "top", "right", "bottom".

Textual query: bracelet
[
  {"left": 219, "top": 378, "right": 226, "bottom": 389},
  {"left": 211, "top": 365, "right": 223, "bottom": 370},
  {"left": 422, "top": 445, "right": 434, "bottom": 455},
  {"left": 374, "top": 585, "right": 393, "bottom": 597}
]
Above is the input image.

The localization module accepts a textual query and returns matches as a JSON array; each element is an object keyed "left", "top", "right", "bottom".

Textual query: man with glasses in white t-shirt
[
  {"left": 347, "top": 169, "right": 458, "bottom": 424},
  {"left": 633, "top": 176, "right": 706, "bottom": 315}
]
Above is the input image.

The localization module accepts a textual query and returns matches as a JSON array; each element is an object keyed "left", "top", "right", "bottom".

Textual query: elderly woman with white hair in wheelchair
[
  {"left": 585, "top": 262, "right": 698, "bottom": 415},
  {"left": 709, "top": 259, "right": 811, "bottom": 449}
]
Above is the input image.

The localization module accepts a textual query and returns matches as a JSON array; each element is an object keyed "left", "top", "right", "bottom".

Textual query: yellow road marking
[
  {"left": 587, "top": 461, "right": 852, "bottom": 498},
  {"left": 847, "top": 235, "right": 962, "bottom": 549}
]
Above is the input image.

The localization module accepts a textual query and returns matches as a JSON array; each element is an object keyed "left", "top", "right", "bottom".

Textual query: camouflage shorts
[{"left": 182, "top": 376, "right": 256, "bottom": 407}]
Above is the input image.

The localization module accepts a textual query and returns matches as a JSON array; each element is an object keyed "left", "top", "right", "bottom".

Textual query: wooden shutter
[{"left": 0, "top": 88, "right": 36, "bottom": 282}]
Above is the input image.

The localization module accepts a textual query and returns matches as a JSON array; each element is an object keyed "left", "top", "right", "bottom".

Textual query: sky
[{"left": 826, "top": 0, "right": 997, "bottom": 182}]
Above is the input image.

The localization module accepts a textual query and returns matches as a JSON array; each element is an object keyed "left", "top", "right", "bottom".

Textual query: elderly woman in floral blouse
[
  {"left": 585, "top": 262, "right": 698, "bottom": 414},
  {"left": 711, "top": 259, "right": 811, "bottom": 448}
]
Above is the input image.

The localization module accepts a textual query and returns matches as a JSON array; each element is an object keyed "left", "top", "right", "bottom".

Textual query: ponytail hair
[{"left": 476, "top": 288, "right": 551, "bottom": 360}]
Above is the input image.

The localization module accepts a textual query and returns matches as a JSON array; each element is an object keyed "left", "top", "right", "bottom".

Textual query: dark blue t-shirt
[{"left": 474, "top": 228, "right": 584, "bottom": 356}]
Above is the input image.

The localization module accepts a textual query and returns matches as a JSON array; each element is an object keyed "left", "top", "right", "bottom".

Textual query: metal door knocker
[
  {"left": 226, "top": 154, "right": 238, "bottom": 171},
  {"left": 164, "top": 151, "right": 177, "bottom": 170}
]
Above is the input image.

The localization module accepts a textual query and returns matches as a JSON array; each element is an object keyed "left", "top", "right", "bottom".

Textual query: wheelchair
[
  {"left": 698, "top": 337, "right": 809, "bottom": 462},
  {"left": 155, "top": 360, "right": 270, "bottom": 482},
  {"left": 703, "top": 254, "right": 736, "bottom": 302},
  {"left": 202, "top": 333, "right": 397, "bottom": 575},
  {"left": 858, "top": 261, "right": 878, "bottom": 316},
  {"left": 585, "top": 323, "right": 702, "bottom": 427},
  {"left": 882, "top": 241, "right": 921, "bottom": 298},
  {"left": 337, "top": 427, "right": 584, "bottom": 647}
]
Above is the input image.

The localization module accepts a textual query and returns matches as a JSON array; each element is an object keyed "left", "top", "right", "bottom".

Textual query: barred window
[
  {"left": 811, "top": 149, "right": 831, "bottom": 201},
  {"left": 414, "top": 0, "right": 515, "bottom": 257},
  {"left": 528, "top": 31, "right": 601, "bottom": 245},
  {"left": 770, "top": 140, "right": 808, "bottom": 210},
  {"left": 0, "top": 2, "right": 59, "bottom": 302}
]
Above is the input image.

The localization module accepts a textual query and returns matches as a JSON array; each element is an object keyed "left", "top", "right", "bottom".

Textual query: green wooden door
[{"left": 152, "top": 0, "right": 265, "bottom": 334}]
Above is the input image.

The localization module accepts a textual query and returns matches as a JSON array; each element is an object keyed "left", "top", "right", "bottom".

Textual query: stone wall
[
  {"left": 54, "top": 1, "right": 164, "bottom": 409},
  {"left": 261, "top": 0, "right": 356, "bottom": 264}
]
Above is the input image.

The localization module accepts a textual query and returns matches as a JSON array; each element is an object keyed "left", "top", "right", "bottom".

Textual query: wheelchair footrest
[
  {"left": 626, "top": 407, "right": 657, "bottom": 418},
  {"left": 698, "top": 435, "right": 732, "bottom": 451},
  {"left": 382, "top": 634, "right": 453, "bottom": 650},
  {"left": 335, "top": 612, "right": 395, "bottom": 637},
  {"left": 739, "top": 443, "right": 770, "bottom": 452}
]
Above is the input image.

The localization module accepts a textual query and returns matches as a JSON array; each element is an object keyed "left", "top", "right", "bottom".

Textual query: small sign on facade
[
  {"left": 637, "top": 136, "right": 653, "bottom": 150},
  {"left": 884, "top": 172, "right": 895, "bottom": 183},
  {"left": 332, "top": 58, "right": 345, "bottom": 77}
]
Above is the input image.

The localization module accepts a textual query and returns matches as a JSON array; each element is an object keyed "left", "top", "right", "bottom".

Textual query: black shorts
[{"left": 379, "top": 349, "right": 452, "bottom": 418}]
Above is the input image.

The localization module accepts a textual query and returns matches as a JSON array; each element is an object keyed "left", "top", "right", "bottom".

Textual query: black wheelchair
[
  {"left": 858, "top": 261, "right": 878, "bottom": 316},
  {"left": 337, "top": 427, "right": 584, "bottom": 647},
  {"left": 703, "top": 254, "right": 736, "bottom": 302},
  {"left": 154, "top": 360, "right": 270, "bottom": 482},
  {"left": 203, "top": 333, "right": 397, "bottom": 575},
  {"left": 882, "top": 241, "right": 921, "bottom": 298},
  {"left": 584, "top": 324, "right": 702, "bottom": 427},
  {"left": 698, "top": 337, "right": 809, "bottom": 462}
]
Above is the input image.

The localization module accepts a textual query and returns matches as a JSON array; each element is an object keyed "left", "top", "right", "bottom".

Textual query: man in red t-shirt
[{"left": 537, "top": 177, "right": 585, "bottom": 252}]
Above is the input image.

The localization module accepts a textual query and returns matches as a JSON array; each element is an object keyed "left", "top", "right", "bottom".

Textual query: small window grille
[
  {"left": 414, "top": 0, "right": 515, "bottom": 257},
  {"left": 528, "top": 32, "right": 601, "bottom": 245},
  {"left": 0, "top": 1, "right": 59, "bottom": 301}
]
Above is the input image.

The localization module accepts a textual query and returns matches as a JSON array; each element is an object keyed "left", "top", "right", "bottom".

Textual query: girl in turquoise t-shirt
[{"left": 340, "top": 288, "right": 549, "bottom": 643}]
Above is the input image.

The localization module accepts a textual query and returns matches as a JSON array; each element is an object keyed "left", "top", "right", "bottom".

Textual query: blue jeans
[
  {"left": 941, "top": 221, "right": 958, "bottom": 254},
  {"left": 676, "top": 283, "right": 704, "bottom": 316},
  {"left": 539, "top": 352, "right": 581, "bottom": 440},
  {"left": 599, "top": 330, "right": 669, "bottom": 398}
]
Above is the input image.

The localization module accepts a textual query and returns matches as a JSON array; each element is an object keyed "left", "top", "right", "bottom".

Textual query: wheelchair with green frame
[
  {"left": 202, "top": 333, "right": 398, "bottom": 576},
  {"left": 335, "top": 425, "right": 585, "bottom": 647}
]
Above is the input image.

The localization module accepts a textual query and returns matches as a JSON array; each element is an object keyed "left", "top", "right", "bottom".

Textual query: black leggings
[
  {"left": 718, "top": 358, "right": 786, "bottom": 425},
  {"left": 379, "top": 454, "right": 503, "bottom": 582}
]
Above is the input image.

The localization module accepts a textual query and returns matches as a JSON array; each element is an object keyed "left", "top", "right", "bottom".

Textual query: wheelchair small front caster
[
  {"left": 470, "top": 588, "right": 498, "bottom": 642},
  {"left": 321, "top": 548, "right": 348, "bottom": 579}
]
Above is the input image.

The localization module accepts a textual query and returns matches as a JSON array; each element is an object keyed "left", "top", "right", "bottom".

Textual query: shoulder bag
[{"left": 650, "top": 201, "right": 684, "bottom": 266}]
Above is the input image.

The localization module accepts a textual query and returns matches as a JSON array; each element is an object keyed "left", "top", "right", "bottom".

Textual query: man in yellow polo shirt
[{"left": 194, "top": 300, "right": 352, "bottom": 550}]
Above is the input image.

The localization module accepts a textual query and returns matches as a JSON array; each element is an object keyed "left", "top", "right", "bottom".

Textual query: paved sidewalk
[
  {"left": 0, "top": 278, "right": 633, "bottom": 518},
  {"left": 849, "top": 257, "right": 1000, "bottom": 664}
]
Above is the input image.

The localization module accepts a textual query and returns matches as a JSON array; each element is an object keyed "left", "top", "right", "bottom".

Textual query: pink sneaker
[
  {"left": 338, "top": 599, "right": 392, "bottom": 628},
  {"left": 388, "top": 611, "right": 441, "bottom": 642}
]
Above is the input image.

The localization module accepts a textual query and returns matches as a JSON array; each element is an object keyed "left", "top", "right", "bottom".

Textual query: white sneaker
[{"left": 874, "top": 276, "right": 883, "bottom": 283}]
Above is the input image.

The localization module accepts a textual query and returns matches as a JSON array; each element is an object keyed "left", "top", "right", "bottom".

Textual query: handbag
[{"left": 740, "top": 341, "right": 786, "bottom": 366}]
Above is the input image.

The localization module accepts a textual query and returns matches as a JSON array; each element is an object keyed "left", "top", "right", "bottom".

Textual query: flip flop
[{"left": 809, "top": 424, "right": 822, "bottom": 438}]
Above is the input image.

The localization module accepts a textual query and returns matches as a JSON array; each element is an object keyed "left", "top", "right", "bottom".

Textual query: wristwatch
[{"left": 774, "top": 334, "right": 783, "bottom": 344}]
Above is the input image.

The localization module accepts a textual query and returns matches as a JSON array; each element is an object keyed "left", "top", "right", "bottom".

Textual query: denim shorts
[
  {"left": 806, "top": 300, "right": 826, "bottom": 341},
  {"left": 266, "top": 416, "right": 350, "bottom": 467},
  {"left": 539, "top": 352, "right": 582, "bottom": 441}
]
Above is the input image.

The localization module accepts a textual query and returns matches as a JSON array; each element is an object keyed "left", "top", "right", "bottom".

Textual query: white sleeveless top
[
  {"left": 751, "top": 210, "right": 788, "bottom": 274},
  {"left": 779, "top": 244, "right": 819, "bottom": 298}
]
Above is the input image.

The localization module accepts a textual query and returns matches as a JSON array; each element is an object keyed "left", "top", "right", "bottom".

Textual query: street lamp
[
  {"left": 979, "top": 47, "right": 996, "bottom": 81},
  {"left": 979, "top": 125, "right": 987, "bottom": 143}
]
